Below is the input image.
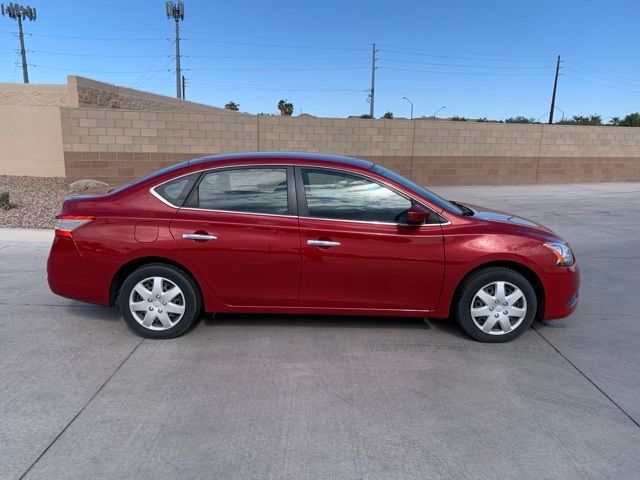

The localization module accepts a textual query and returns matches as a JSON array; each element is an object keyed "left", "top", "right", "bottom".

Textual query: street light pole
[
  {"left": 433, "top": 106, "right": 446, "bottom": 118},
  {"left": 368, "top": 43, "right": 377, "bottom": 118},
  {"left": 402, "top": 96, "right": 413, "bottom": 119}
]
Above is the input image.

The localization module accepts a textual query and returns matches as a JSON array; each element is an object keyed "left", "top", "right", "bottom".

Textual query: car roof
[{"left": 188, "top": 151, "right": 374, "bottom": 170}]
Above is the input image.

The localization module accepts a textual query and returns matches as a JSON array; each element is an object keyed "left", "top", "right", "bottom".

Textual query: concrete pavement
[{"left": 1, "top": 182, "right": 639, "bottom": 480}]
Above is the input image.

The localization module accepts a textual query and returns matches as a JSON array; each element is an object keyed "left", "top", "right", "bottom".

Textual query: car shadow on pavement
[
  {"left": 63, "top": 304, "right": 121, "bottom": 322},
  {"left": 200, "top": 313, "right": 470, "bottom": 339}
]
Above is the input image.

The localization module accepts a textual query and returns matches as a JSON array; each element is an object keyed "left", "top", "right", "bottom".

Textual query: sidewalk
[{"left": 0, "top": 228, "right": 54, "bottom": 243}]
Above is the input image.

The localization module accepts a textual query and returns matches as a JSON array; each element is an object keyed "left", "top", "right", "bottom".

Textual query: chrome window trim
[{"left": 148, "top": 162, "right": 451, "bottom": 226}]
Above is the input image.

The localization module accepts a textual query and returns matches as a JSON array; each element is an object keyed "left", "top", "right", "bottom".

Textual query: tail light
[{"left": 55, "top": 215, "right": 95, "bottom": 238}]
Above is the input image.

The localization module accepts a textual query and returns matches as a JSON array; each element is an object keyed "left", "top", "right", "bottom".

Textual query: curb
[{"left": 0, "top": 228, "right": 54, "bottom": 243}]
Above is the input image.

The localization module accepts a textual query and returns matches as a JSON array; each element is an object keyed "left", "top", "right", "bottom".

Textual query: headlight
[{"left": 543, "top": 242, "right": 575, "bottom": 266}]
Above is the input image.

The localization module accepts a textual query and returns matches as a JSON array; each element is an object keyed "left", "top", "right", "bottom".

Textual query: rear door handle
[
  {"left": 183, "top": 233, "right": 217, "bottom": 241},
  {"left": 307, "top": 240, "right": 341, "bottom": 247}
]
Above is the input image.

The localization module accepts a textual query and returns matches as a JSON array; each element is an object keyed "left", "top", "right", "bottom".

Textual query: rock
[
  {"left": 69, "top": 179, "right": 109, "bottom": 193},
  {"left": 0, "top": 187, "right": 8, "bottom": 209}
]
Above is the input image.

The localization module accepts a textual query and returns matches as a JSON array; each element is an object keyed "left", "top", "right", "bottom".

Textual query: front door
[
  {"left": 296, "top": 167, "right": 445, "bottom": 312},
  {"left": 170, "top": 166, "right": 301, "bottom": 307}
]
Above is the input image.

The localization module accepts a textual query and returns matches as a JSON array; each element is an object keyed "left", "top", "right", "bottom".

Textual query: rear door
[
  {"left": 169, "top": 166, "right": 301, "bottom": 307},
  {"left": 296, "top": 167, "right": 445, "bottom": 312}
]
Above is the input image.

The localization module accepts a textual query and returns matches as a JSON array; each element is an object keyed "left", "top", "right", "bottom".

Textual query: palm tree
[
  {"left": 277, "top": 99, "right": 294, "bottom": 116},
  {"left": 224, "top": 101, "right": 239, "bottom": 111}
]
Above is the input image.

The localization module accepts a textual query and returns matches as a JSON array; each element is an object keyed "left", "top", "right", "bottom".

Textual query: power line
[
  {"left": 564, "top": 61, "right": 640, "bottom": 84},
  {"left": 187, "top": 66, "right": 369, "bottom": 72},
  {"left": 379, "top": 43, "right": 551, "bottom": 60},
  {"left": 378, "top": 58, "right": 551, "bottom": 70},
  {"left": 564, "top": 74, "right": 640, "bottom": 94},
  {"left": 379, "top": 49, "right": 553, "bottom": 62},
  {"left": 378, "top": 67, "right": 552, "bottom": 77},
  {"left": 184, "top": 37, "right": 369, "bottom": 51},
  {"left": 563, "top": 67, "right": 640, "bottom": 89},
  {"left": 132, "top": 44, "right": 176, "bottom": 88}
]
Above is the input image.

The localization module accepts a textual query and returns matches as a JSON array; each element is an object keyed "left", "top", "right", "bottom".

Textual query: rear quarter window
[{"left": 153, "top": 173, "right": 199, "bottom": 207}]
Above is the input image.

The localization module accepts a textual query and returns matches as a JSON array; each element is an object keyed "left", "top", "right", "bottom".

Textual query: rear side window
[
  {"left": 153, "top": 173, "right": 199, "bottom": 207},
  {"left": 191, "top": 168, "right": 288, "bottom": 215}
]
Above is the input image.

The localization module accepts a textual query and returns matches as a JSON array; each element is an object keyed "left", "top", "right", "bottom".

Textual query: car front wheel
[
  {"left": 454, "top": 267, "right": 537, "bottom": 343},
  {"left": 118, "top": 264, "right": 201, "bottom": 339}
]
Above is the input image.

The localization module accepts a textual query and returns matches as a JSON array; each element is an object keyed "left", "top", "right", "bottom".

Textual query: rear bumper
[
  {"left": 47, "top": 236, "right": 111, "bottom": 306},
  {"left": 540, "top": 263, "right": 580, "bottom": 320}
]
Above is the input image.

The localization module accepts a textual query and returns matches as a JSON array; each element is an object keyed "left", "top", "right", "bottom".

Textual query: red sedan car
[{"left": 47, "top": 152, "right": 579, "bottom": 342}]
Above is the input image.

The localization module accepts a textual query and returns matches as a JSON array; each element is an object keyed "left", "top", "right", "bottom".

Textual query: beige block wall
[
  {"left": 0, "top": 83, "right": 71, "bottom": 107},
  {"left": 60, "top": 107, "right": 640, "bottom": 186},
  {"left": 0, "top": 105, "right": 65, "bottom": 177},
  {"left": 69, "top": 76, "right": 244, "bottom": 115}
]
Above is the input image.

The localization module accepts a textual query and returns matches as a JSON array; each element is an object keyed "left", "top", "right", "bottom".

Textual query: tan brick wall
[
  {"left": 69, "top": 76, "right": 243, "bottom": 115},
  {"left": 0, "top": 105, "right": 66, "bottom": 177},
  {"left": 61, "top": 107, "right": 640, "bottom": 186}
]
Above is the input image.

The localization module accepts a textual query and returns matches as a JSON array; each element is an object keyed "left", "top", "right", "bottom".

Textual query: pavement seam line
[
  {"left": 17, "top": 338, "right": 145, "bottom": 480},
  {"left": 532, "top": 325, "right": 640, "bottom": 429}
]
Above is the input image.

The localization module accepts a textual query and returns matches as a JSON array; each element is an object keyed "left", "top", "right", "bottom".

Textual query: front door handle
[
  {"left": 307, "top": 240, "right": 341, "bottom": 248},
  {"left": 183, "top": 233, "right": 217, "bottom": 241}
]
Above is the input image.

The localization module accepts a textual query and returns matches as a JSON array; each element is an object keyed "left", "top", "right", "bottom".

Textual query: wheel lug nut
[
  {"left": 156, "top": 295, "right": 160, "bottom": 299},
  {"left": 495, "top": 300, "right": 499, "bottom": 304},
  {"left": 503, "top": 310, "right": 508, "bottom": 315},
  {"left": 159, "top": 309, "right": 163, "bottom": 313},
  {"left": 147, "top": 298, "right": 152, "bottom": 302},
  {"left": 494, "top": 313, "right": 499, "bottom": 318},
  {"left": 489, "top": 307, "right": 494, "bottom": 311},
  {"left": 162, "top": 302, "right": 167, "bottom": 306},
  {"left": 149, "top": 307, "right": 154, "bottom": 311},
  {"left": 503, "top": 302, "right": 508, "bottom": 306}
]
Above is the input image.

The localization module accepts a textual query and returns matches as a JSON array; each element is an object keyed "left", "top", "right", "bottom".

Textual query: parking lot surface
[{"left": 1, "top": 182, "right": 639, "bottom": 480}]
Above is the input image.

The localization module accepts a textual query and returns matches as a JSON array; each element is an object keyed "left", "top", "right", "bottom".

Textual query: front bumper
[{"left": 541, "top": 263, "right": 580, "bottom": 320}]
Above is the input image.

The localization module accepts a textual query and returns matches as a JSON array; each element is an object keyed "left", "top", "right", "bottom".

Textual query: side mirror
[{"left": 405, "top": 206, "right": 427, "bottom": 226}]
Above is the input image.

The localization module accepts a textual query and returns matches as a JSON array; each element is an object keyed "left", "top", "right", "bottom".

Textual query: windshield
[{"left": 372, "top": 164, "right": 464, "bottom": 215}]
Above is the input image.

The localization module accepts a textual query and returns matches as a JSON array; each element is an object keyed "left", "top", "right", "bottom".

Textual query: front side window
[
  {"left": 193, "top": 168, "right": 288, "bottom": 215},
  {"left": 301, "top": 169, "right": 412, "bottom": 223}
]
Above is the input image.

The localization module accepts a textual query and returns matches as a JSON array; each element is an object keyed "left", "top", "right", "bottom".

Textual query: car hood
[{"left": 462, "top": 202, "right": 558, "bottom": 237}]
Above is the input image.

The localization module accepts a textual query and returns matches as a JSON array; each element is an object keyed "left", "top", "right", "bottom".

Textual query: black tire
[
  {"left": 453, "top": 267, "right": 537, "bottom": 343},
  {"left": 118, "top": 264, "right": 201, "bottom": 339}
]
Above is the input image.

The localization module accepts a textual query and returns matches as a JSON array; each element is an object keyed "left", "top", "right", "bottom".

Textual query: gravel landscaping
[{"left": 0, "top": 176, "right": 75, "bottom": 229}]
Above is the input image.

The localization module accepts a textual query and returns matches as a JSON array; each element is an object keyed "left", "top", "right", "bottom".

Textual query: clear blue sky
[{"left": 2, "top": 0, "right": 639, "bottom": 120}]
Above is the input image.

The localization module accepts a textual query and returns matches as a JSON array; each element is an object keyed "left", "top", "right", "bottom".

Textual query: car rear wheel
[
  {"left": 453, "top": 267, "right": 537, "bottom": 343},
  {"left": 118, "top": 264, "right": 201, "bottom": 339}
]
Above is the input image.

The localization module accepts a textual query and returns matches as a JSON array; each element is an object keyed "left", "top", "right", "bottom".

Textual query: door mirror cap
[{"left": 405, "top": 206, "right": 428, "bottom": 226}]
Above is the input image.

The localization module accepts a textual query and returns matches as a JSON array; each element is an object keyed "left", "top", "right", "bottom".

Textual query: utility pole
[
  {"left": 166, "top": 1, "right": 184, "bottom": 99},
  {"left": 368, "top": 43, "right": 377, "bottom": 118},
  {"left": 1, "top": 3, "right": 37, "bottom": 84},
  {"left": 181, "top": 75, "right": 186, "bottom": 100},
  {"left": 548, "top": 55, "right": 561, "bottom": 124}
]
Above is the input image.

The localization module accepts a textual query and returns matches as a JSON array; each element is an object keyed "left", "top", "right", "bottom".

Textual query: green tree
[
  {"left": 558, "top": 114, "right": 602, "bottom": 126},
  {"left": 608, "top": 116, "right": 622, "bottom": 126},
  {"left": 277, "top": 99, "right": 294, "bottom": 116},
  {"left": 381, "top": 111, "right": 393, "bottom": 119},
  {"left": 620, "top": 113, "right": 640, "bottom": 127},
  {"left": 450, "top": 116, "right": 467, "bottom": 121},
  {"left": 224, "top": 101, "right": 239, "bottom": 111},
  {"left": 359, "top": 114, "right": 372, "bottom": 119},
  {"left": 505, "top": 116, "right": 535, "bottom": 124}
]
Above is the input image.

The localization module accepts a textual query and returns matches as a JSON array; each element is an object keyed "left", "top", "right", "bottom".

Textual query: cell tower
[{"left": 1, "top": 2, "right": 37, "bottom": 83}]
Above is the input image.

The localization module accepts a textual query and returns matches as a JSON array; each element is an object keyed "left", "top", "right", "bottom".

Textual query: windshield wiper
[{"left": 450, "top": 201, "right": 474, "bottom": 216}]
